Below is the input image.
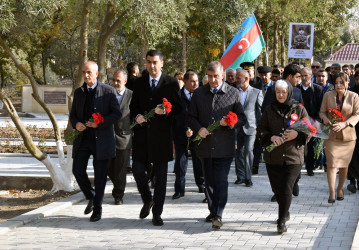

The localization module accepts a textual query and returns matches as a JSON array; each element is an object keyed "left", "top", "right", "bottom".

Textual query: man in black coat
[
  {"left": 187, "top": 61, "right": 246, "bottom": 229},
  {"left": 70, "top": 61, "right": 122, "bottom": 222},
  {"left": 299, "top": 67, "right": 323, "bottom": 176},
  {"left": 172, "top": 71, "right": 205, "bottom": 200},
  {"left": 125, "top": 62, "right": 139, "bottom": 91},
  {"left": 108, "top": 70, "right": 133, "bottom": 205},
  {"left": 130, "top": 50, "right": 181, "bottom": 226}
]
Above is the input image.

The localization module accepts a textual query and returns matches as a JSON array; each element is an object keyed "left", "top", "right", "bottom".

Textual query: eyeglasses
[{"left": 311, "top": 66, "right": 320, "bottom": 69}]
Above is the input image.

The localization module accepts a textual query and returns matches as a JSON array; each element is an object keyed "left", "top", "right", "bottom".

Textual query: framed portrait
[{"left": 288, "top": 23, "right": 314, "bottom": 59}]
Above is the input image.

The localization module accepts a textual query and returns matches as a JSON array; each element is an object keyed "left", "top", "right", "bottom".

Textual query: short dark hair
[
  {"left": 126, "top": 62, "right": 138, "bottom": 75},
  {"left": 146, "top": 50, "right": 163, "bottom": 61},
  {"left": 349, "top": 64, "right": 354, "bottom": 70},
  {"left": 318, "top": 69, "right": 328, "bottom": 75},
  {"left": 272, "top": 69, "right": 281, "bottom": 75},
  {"left": 283, "top": 64, "right": 301, "bottom": 80},
  {"left": 183, "top": 71, "right": 197, "bottom": 81},
  {"left": 355, "top": 63, "right": 359, "bottom": 71},
  {"left": 325, "top": 67, "right": 331, "bottom": 72},
  {"left": 342, "top": 64, "right": 349, "bottom": 69}
]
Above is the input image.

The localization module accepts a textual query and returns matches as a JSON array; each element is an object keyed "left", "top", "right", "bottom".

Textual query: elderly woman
[
  {"left": 319, "top": 72, "right": 359, "bottom": 203},
  {"left": 257, "top": 80, "right": 310, "bottom": 234}
]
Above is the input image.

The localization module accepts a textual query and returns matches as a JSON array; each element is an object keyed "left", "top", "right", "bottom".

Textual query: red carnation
[
  {"left": 162, "top": 98, "right": 172, "bottom": 114},
  {"left": 224, "top": 111, "right": 238, "bottom": 127}
]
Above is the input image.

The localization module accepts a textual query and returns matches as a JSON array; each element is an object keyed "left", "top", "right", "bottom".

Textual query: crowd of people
[{"left": 69, "top": 49, "right": 359, "bottom": 235}]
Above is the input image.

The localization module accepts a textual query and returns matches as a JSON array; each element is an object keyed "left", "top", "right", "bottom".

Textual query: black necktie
[
  {"left": 151, "top": 79, "right": 156, "bottom": 91},
  {"left": 189, "top": 93, "right": 192, "bottom": 100},
  {"left": 213, "top": 89, "right": 217, "bottom": 94}
]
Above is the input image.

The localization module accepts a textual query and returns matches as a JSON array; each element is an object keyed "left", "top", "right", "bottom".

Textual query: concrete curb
[
  {"left": 352, "top": 222, "right": 359, "bottom": 250},
  {"left": 0, "top": 184, "right": 114, "bottom": 235}
]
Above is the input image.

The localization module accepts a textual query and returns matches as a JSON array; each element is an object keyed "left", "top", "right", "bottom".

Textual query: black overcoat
[
  {"left": 70, "top": 81, "right": 122, "bottom": 160},
  {"left": 130, "top": 72, "right": 181, "bottom": 163}
]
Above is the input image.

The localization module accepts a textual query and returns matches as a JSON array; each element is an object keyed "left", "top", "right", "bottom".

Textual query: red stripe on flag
[{"left": 220, "top": 23, "right": 261, "bottom": 69}]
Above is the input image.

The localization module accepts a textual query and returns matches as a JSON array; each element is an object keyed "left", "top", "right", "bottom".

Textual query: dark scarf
[{"left": 272, "top": 81, "right": 298, "bottom": 114}]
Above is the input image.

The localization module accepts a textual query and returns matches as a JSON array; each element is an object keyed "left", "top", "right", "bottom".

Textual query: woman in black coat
[{"left": 257, "top": 80, "right": 310, "bottom": 234}]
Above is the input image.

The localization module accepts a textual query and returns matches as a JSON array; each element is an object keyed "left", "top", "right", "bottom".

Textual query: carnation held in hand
[
  {"left": 130, "top": 98, "right": 172, "bottom": 129},
  {"left": 67, "top": 112, "right": 105, "bottom": 143},
  {"left": 193, "top": 111, "right": 238, "bottom": 145}
]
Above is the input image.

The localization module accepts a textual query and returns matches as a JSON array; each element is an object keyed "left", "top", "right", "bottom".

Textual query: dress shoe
[
  {"left": 90, "top": 208, "right": 102, "bottom": 222},
  {"left": 292, "top": 182, "right": 299, "bottom": 196},
  {"left": 152, "top": 215, "right": 164, "bottom": 226},
  {"left": 202, "top": 198, "right": 208, "bottom": 203},
  {"left": 276, "top": 212, "right": 290, "bottom": 224},
  {"left": 139, "top": 201, "right": 154, "bottom": 218},
  {"left": 245, "top": 180, "right": 253, "bottom": 187},
  {"left": 270, "top": 195, "right": 277, "bottom": 202},
  {"left": 307, "top": 170, "right": 314, "bottom": 176},
  {"left": 114, "top": 197, "right": 123, "bottom": 205},
  {"left": 84, "top": 200, "right": 93, "bottom": 215},
  {"left": 172, "top": 192, "right": 184, "bottom": 199},
  {"left": 198, "top": 187, "right": 205, "bottom": 193},
  {"left": 212, "top": 216, "right": 223, "bottom": 229},
  {"left": 337, "top": 190, "right": 344, "bottom": 201},
  {"left": 328, "top": 198, "right": 335, "bottom": 204},
  {"left": 347, "top": 183, "right": 357, "bottom": 193},
  {"left": 252, "top": 166, "right": 259, "bottom": 175},
  {"left": 205, "top": 213, "right": 215, "bottom": 223},
  {"left": 234, "top": 179, "right": 244, "bottom": 184},
  {"left": 357, "top": 180, "right": 359, "bottom": 190},
  {"left": 277, "top": 222, "right": 287, "bottom": 234}
]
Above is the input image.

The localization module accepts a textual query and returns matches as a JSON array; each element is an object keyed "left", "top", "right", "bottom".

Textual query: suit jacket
[
  {"left": 298, "top": 83, "right": 323, "bottom": 121},
  {"left": 70, "top": 81, "right": 122, "bottom": 160},
  {"left": 173, "top": 87, "right": 191, "bottom": 145},
  {"left": 319, "top": 90, "right": 359, "bottom": 141},
  {"left": 261, "top": 84, "right": 304, "bottom": 113},
  {"left": 187, "top": 82, "right": 246, "bottom": 158},
  {"left": 253, "top": 80, "right": 273, "bottom": 97},
  {"left": 126, "top": 75, "right": 138, "bottom": 91},
  {"left": 130, "top": 72, "right": 182, "bottom": 163},
  {"left": 238, "top": 85, "right": 263, "bottom": 135},
  {"left": 114, "top": 87, "right": 133, "bottom": 150}
]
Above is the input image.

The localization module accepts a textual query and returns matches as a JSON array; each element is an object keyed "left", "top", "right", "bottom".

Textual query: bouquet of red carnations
[
  {"left": 67, "top": 112, "right": 104, "bottom": 143},
  {"left": 193, "top": 111, "right": 238, "bottom": 145},
  {"left": 130, "top": 98, "right": 172, "bottom": 129},
  {"left": 266, "top": 115, "right": 328, "bottom": 153},
  {"left": 313, "top": 108, "right": 345, "bottom": 159}
]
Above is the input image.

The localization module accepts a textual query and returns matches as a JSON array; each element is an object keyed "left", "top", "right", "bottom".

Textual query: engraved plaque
[{"left": 44, "top": 91, "right": 66, "bottom": 104}]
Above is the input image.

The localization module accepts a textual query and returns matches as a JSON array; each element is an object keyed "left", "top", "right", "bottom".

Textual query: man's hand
[
  {"left": 86, "top": 121, "right": 98, "bottom": 128},
  {"left": 155, "top": 104, "right": 165, "bottom": 115},
  {"left": 220, "top": 117, "right": 227, "bottom": 126},
  {"left": 198, "top": 127, "right": 210, "bottom": 138},
  {"left": 186, "top": 128, "right": 193, "bottom": 138},
  {"left": 76, "top": 122, "right": 87, "bottom": 132},
  {"left": 283, "top": 129, "right": 298, "bottom": 142},
  {"left": 270, "top": 135, "right": 284, "bottom": 146},
  {"left": 135, "top": 114, "right": 147, "bottom": 124}
]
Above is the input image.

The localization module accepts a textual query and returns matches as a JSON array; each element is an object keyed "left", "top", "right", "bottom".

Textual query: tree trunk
[
  {"left": 272, "top": 21, "right": 279, "bottom": 66},
  {"left": 41, "top": 50, "right": 47, "bottom": 85},
  {"left": 222, "top": 25, "right": 226, "bottom": 54},
  {"left": 0, "top": 91, "right": 74, "bottom": 192},
  {"left": 0, "top": 61, "right": 4, "bottom": 88},
  {"left": 280, "top": 30, "right": 286, "bottom": 66},
  {"left": 182, "top": 31, "right": 187, "bottom": 72},
  {"left": 141, "top": 24, "right": 147, "bottom": 66},
  {"left": 97, "top": 0, "right": 127, "bottom": 83}
]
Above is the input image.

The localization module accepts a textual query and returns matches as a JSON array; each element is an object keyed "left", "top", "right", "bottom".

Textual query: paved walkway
[{"left": 1, "top": 160, "right": 358, "bottom": 249}]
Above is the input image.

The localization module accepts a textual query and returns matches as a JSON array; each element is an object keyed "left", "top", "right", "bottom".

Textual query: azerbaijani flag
[{"left": 220, "top": 14, "right": 265, "bottom": 70}]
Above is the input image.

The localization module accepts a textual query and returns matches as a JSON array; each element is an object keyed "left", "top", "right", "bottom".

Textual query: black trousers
[
  {"left": 201, "top": 157, "right": 232, "bottom": 218},
  {"left": 252, "top": 138, "right": 263, "bottom": 167},
  {"left": 132, "top": 160, "right": 168, "bottom": 216},
  {"left": 266, "top": 164, "right": 301, "bottom": 223},
  {"left": 108, "top": 149, "right": 131, "bottom": 199},
  {"left": 72, "top": 139, "right": 109, "bottom": 208},
  {"left": 173, "top": 141, "right": 204, "bottom": 194}
]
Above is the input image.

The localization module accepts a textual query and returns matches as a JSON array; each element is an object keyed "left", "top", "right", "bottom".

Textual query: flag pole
[{"left": 253, "top": 14, "right": 268, "bottom": 66}]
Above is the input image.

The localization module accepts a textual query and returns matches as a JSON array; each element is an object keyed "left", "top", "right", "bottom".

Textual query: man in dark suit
[
  {"left": 108, "top": 70, "right": 133, "bottom": 205},
  {"left": 125, "top": 62, "right": 139, "bottom": 91},
  {"left": 299, "top": 67, "right": 323, "bottom": 176},
  {"left": 234, "top": 70, "right": 263, "bottom": 187},
  {"left": 187, "top": 61, "right": 246, "bottom": 229},
  {"left": 172, "top": 71, "right": 205, "bottom": 200},
  {"left": 70, "top": 61, "right": 122, "bottom": 222},
  {"left": 130, "top": 50, "right": 181, "bottom": 226}
]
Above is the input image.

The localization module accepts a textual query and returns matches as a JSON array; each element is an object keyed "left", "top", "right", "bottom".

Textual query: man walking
[
  {"left": 108, "top": 69, "right": 133, "bottom": 205},
  {"left": 70, "top": 61, "right": 121, "bottom": 222},
  {"left": 130, "top": 50, "right": 181, "bottom": 226},
  {"left": 187, "top": 61, "right": 246, "bottom": 229}
]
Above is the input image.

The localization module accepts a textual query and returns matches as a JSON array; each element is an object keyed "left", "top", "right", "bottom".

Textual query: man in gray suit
[
  {"left": 234, "top": 70, "right": 263, "bottom": 187},
  {"left": 108, "top": 69, "right": 133, "bottom": 205}
]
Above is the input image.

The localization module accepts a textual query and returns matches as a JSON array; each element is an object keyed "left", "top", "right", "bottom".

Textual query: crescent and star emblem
[{"left": 238, "top": 38, "right": 250, "bottom": 50}]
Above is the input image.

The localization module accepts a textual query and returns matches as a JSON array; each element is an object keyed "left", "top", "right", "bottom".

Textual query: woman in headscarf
[
  {"left": 319, "top": 72, "right": 359, "bottom": 202},
  {"left": 257, "top": 79, "right": 310, "bottom": 234}
]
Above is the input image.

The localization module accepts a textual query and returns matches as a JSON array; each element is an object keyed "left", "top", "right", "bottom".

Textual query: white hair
[
  {"left": 275, "top": 79, "right": 289, "bottom": 90},
  {"left": 207, "top": 61, "right": 223, "bottom": 73},
  {"left": 203, "top": 75, "right": 208, "bottom": 81},
  {"left": 302, "top": 67, "right": 312, "bottom": 75},
  {"left": 226, "top": 68, "right": 236, "bottom": 74}
]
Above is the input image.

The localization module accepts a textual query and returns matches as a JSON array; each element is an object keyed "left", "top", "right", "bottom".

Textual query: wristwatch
[{"left": 346, "top": 121, "right": 350, "bottom": 127}]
